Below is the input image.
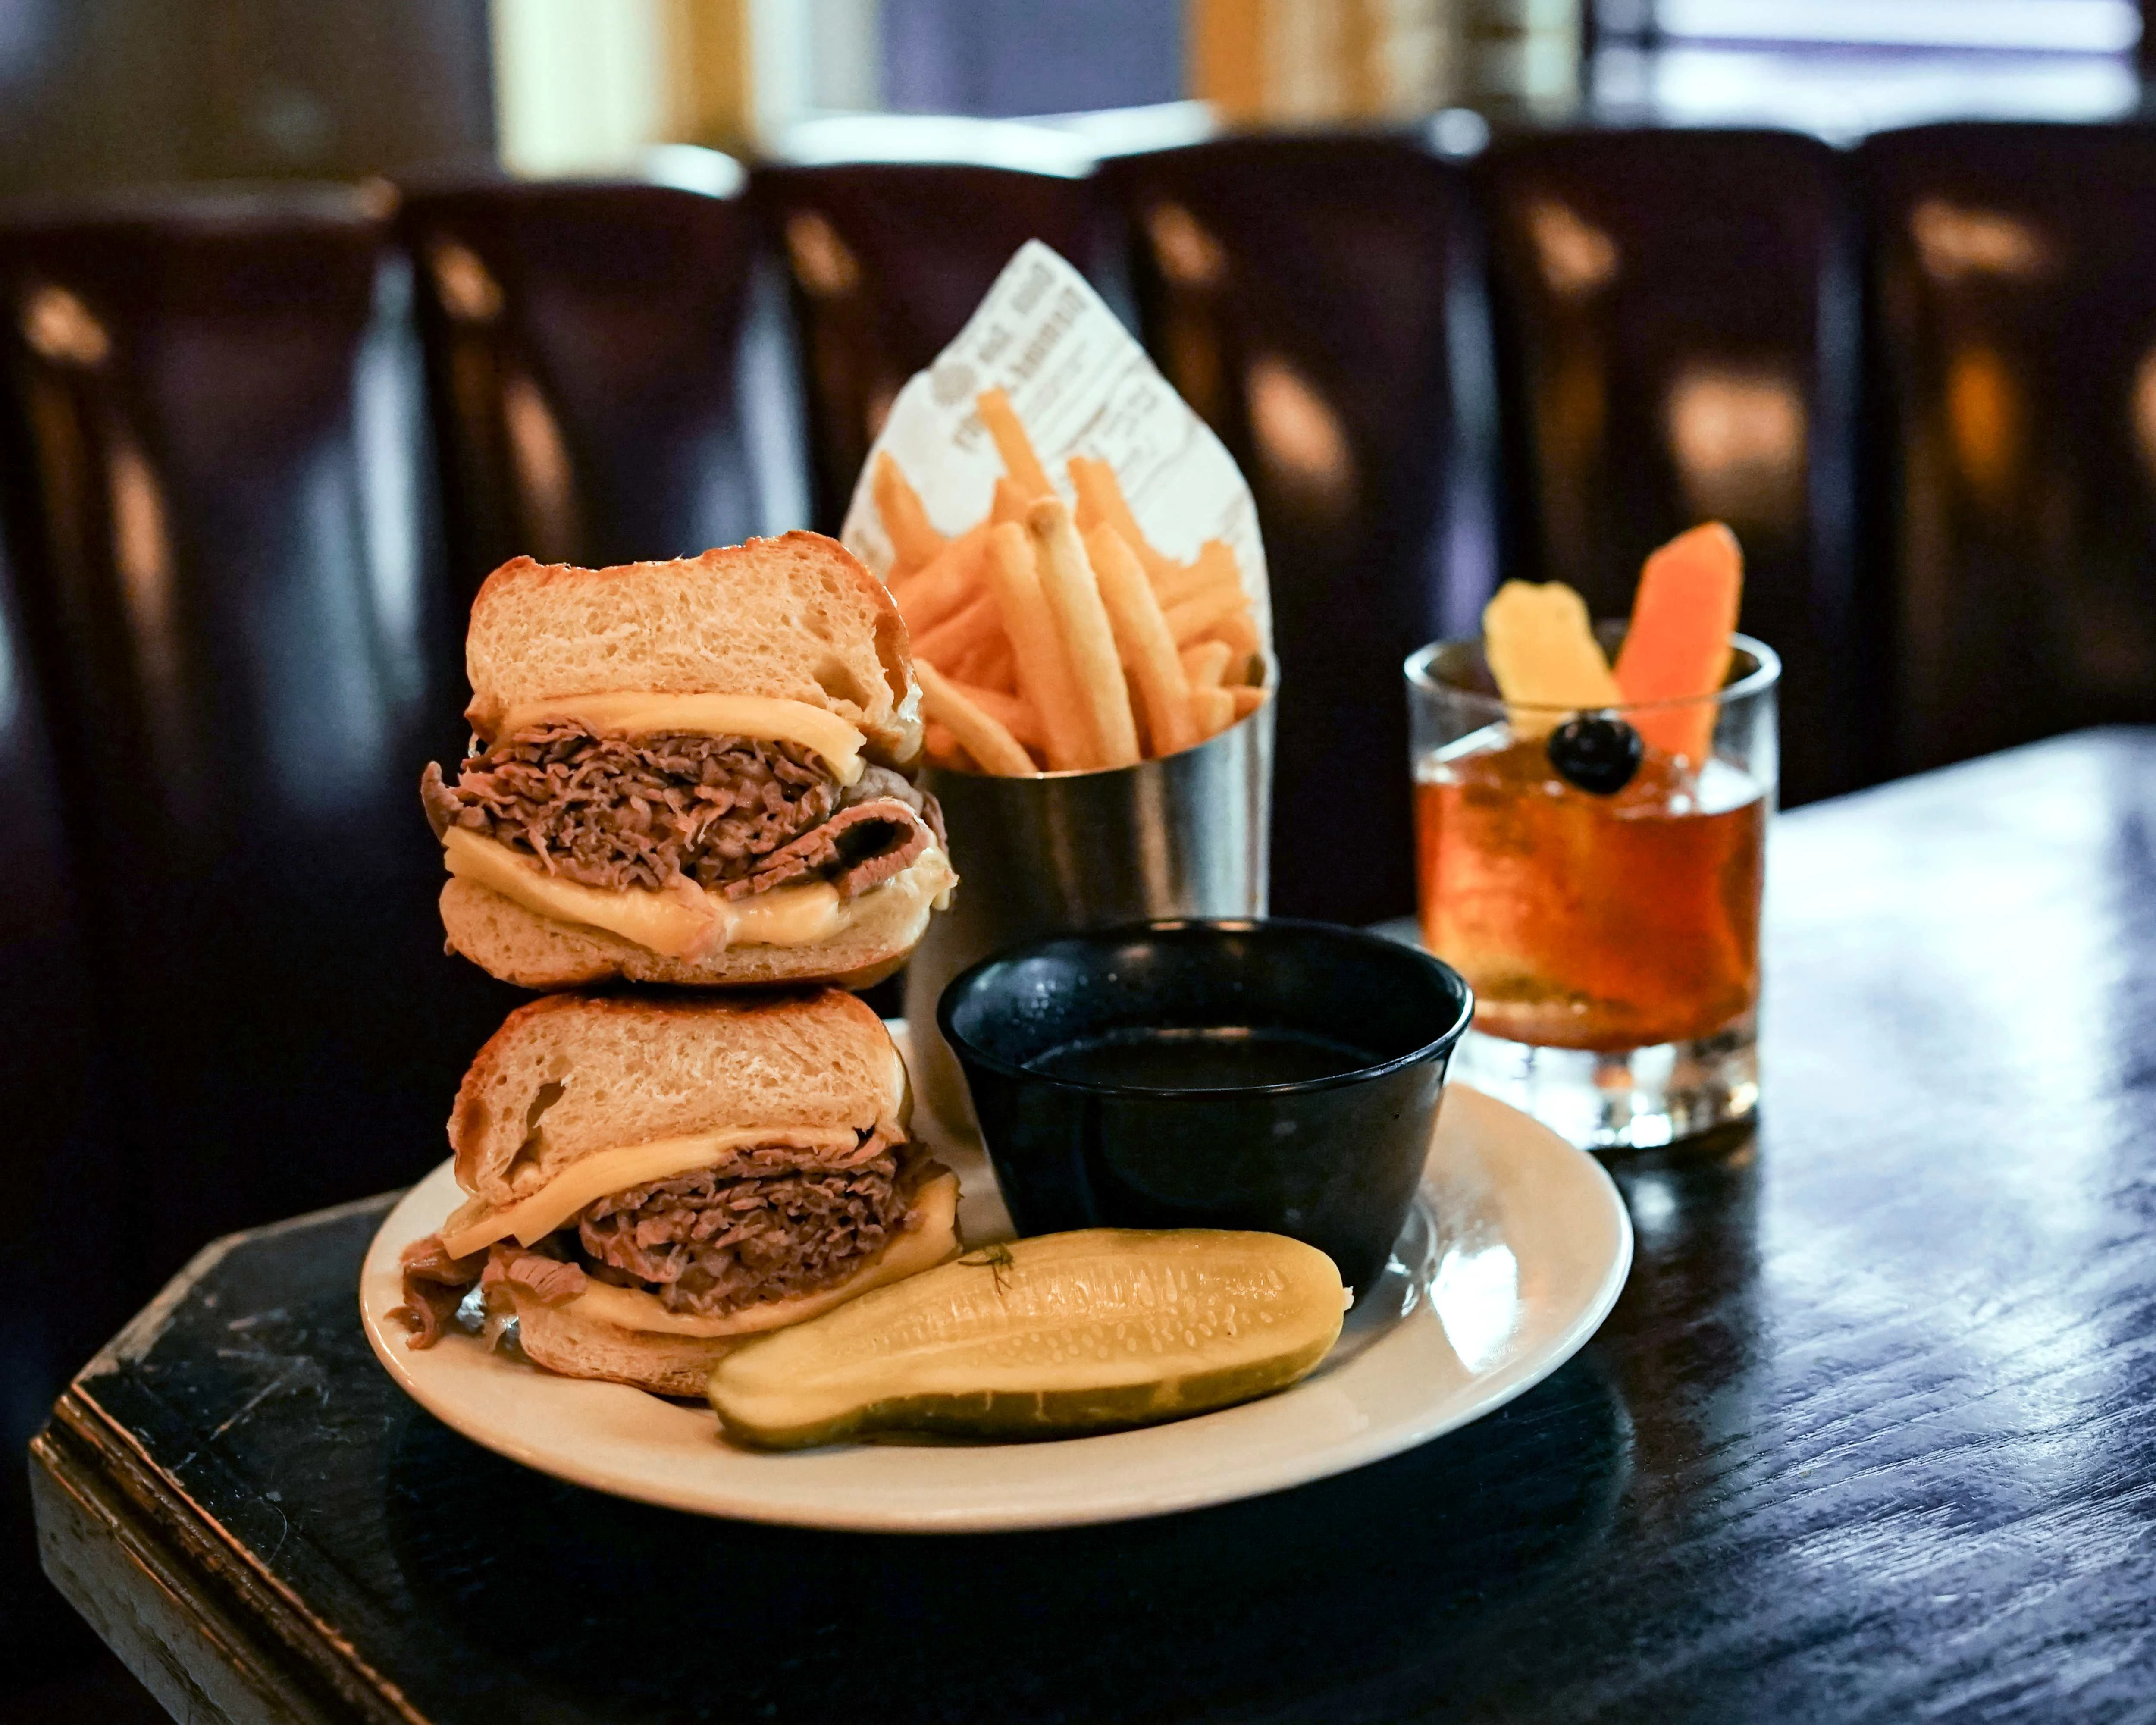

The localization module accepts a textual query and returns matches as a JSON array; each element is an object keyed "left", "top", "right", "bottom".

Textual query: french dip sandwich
[
  {"left": 421, "top": 533, "right": 956, "bottom": 990},
  {"left": 393, "top": 991, "right": 960, "bottom": 1396}
]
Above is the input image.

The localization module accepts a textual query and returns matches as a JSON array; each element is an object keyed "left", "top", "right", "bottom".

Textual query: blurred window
[
  {"left": 1643, "top": 0, "right": 2138, "bottom": 51},
  {"left": 1592, "top": 0, "right": 2143, "bottom": 133}
]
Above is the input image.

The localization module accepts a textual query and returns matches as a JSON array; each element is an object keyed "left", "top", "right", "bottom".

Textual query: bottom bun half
[
  {"left": 439, "top": 850, "right": 950, "bottom": 992},
  {"left": 502, "top": 1170, "right": 962, "bottom": 1398}
]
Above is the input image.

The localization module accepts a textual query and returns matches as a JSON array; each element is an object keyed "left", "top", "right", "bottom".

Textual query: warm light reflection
[
  {"left": 1146, "top": 200, "right": 1228, "bottom": 289},
  {"left": 785, "top": 210, "right": 860, "bottom": 298},
  {"left": 1246, "top": 352, "right": 1354, "bottom": 513},
  {"left": 1946, "top": 344, "right": 2020, "bottom": 498},
  {"left": 1910, "top": 198, "right": 2048, "bottom": 283},
  {"left": 1666, "top": 363, "right": 1807, "bottom": 527},
  {"left": 428, "top": 240, "right": 503, "bottom": 324},
  {"left": 865, "top": 384, "right": 896, "bottom": 441},
  {"left": 2130, "top": 349, "right": 2156, "bottom": 480},
  {"left": 105, "top": 441, "right": 184, "bottom": 724},
  {"left": 502, "top": 372, "right": 580, "bottom": 556},
  {"left": 1430, "top": 1239, "right": 1520, "bottom": 1373},
  {"left": 20, "top": 283, "right": 111, "bottom": 367},
  {"left": 1526, "top": 197, "right": 1619, "bottom": 300}
]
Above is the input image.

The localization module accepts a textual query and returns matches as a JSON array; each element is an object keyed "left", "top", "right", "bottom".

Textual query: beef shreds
[
  {"left": 421, "top": 723, "right": 944, "bottom": 899},
  {"left": 577, "top": 1134, "right": 919, "bottom": 1317},
  {"left": 391, "top": 1137, "right": 931, "bottom": 1352},
  {"left": 481, "top": 1242, "right": 588, "bottom": 1306},
  {"left": 724, "top": 799, "right": 933, "bottom": 900},
  {"left": 392, "top": 1235, "right": 487, "bottom": 1348}
]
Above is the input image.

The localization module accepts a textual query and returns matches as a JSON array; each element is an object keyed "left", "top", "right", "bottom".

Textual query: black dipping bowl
[{"left": 937, "top": 919, "right": 1475, "bottom": 1292}]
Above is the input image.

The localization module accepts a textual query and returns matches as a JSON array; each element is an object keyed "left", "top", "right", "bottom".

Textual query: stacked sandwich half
[{"left": 392, "top": 534, "right": 961, "bottom": 1395}]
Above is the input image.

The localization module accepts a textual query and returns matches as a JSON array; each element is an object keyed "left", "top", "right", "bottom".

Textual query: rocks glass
[{"left": 1404, "top": 627, "right": 1779, "bottom": 1149}]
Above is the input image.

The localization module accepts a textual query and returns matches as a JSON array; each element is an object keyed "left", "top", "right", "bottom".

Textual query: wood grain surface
[{"left": 32, "top": 728, "right": 2156, "bottom": 1723}]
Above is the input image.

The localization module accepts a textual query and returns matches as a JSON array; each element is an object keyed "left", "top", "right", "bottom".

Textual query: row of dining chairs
[{"left": 3, "top": 123, "right": 2155, "bottom": 1660}]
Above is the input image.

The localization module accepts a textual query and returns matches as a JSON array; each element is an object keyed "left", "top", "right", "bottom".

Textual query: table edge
[{"left": 34, "top": 1388, "right": 421, "bottom": 1725}]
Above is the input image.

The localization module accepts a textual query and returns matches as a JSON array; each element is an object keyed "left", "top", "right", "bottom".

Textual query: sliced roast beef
[
  {"left": 577, "top": 1135, "right": 921, "bottom": 1317},
  {"left": 846, "top": 765, "right": 948, "bottom": 850},
  {"left": 391, "top": 1137, "right": 932, "bottom": 1347},
  {"left": 422, "top": 722, "right": 944, "bottom": 900},
  {"left": 722, "top": 799, "right": 934, "bottom": 901},
  {"left": 392, "top": 1235, "right": 487, "bottom": 1348},
  {"left": 482, "top": 1243, "right": 588, "bottom": 1305}
]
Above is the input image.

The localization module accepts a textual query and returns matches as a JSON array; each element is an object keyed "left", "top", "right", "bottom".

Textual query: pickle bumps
[{"left": 707, "top": 1229, "right": 1348, "bottom": 1450}]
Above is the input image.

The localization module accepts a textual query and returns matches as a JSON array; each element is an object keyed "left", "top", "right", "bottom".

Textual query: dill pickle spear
[{"left": 708, "top": 1228, "right": 1346, "bottom": 1450}]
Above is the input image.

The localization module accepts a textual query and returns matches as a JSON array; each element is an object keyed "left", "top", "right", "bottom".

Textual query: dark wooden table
[{"left": 31, "top": 728, "right": 2156, "bottom": 1724}]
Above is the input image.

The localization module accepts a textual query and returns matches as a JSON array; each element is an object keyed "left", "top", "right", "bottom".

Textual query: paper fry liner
[{"left": 840, "top": 239, "right": 1273, "bottom": 654}]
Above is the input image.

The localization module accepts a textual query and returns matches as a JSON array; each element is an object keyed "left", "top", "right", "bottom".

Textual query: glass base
[{"left": 1449, "top": 1013, "right": 1758, "bottom": 1152}]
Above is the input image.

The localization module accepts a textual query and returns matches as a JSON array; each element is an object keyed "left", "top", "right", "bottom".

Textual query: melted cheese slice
[
  {"left": 439, "top": 1126, "right": 861, "bottom": 1260},
  {"left": 565, "top": 1171, "right": 962, "bottom": 1338},
  {"left": 496, "top": 693, "right": 865, "bottom": 786},
  {"left": 442, "top": 828, "right": 843, "bottom": 957}
]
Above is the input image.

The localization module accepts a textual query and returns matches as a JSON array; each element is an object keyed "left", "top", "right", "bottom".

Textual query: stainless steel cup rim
[
  {"left": 1405, "top": 630, "right": 1782, "bottom": 715},
  {"left": 916, "top": 687, "right": 1278, "bottom": 783},
  {"left": 936, "top": 916, "right": 1477, "bottom": 1101}
]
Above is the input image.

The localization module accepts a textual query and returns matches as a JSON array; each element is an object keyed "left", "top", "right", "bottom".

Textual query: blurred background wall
[{"left": 2, "top": 0, "right": 2146, "bottom": 198}]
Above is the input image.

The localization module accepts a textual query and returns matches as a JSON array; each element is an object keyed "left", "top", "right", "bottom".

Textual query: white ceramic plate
[{"left": 359, "top": 1032, "right": 1633, "bottom": 1532}]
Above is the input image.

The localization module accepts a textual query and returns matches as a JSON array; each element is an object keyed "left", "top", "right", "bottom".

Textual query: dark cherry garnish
[{"left": 1547, "top": 714, "right": 1643, "bottom": 794}]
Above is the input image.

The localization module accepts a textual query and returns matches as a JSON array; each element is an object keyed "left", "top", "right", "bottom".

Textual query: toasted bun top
[
  {"left": 463, "top": 533, "right": 922, "bottom": 768},
  {"left": 450, "top": 989, "right": 909, "bottom": 1205}
]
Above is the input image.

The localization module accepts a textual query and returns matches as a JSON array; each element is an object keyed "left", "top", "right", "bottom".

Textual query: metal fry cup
[{"left": 904, "top": 698, "right": 1275, "bottom": 1129}]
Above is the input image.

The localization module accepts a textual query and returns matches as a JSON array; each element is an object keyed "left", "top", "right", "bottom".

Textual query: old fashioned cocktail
[{"left": 1406, "top": 629, "right": 1778, "bottom": 1148}]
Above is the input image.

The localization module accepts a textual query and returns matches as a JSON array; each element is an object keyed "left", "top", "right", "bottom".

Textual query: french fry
[
  {"left": 960, "top": 635, "right": 1016, "bottom": 692},
  {"left": 986, "top": 522, "right": 1094, "bottom": 771},
  {"left": 874, "top": 452, "right": 944, "bottom": 575},
  {"left": 977, "top": 387, "right": 1054, "bottom": 499},
  {"left": 1231, "top": 685, "right": 1266, "bottom": 717},
  {"left": 924, "top": 719, "right": 972, "bottom": 769},
  {"left": 912, "top": 586, "right": 1000, "bottom": 666},
  {"left": 1180, "top": 639, "right": 1233, "bottom": 688},
  {"left": 1026, "top": 499, "right": 1139, "bottom": 769},
  {"left": 1156, "top": 539, "right": 1239, "bottom": 608},
  {"left": 918, "top": 660, "right": 1037, "bottom": 776},
  {"left": 1191, "top": 685, "right": 1234, "bottom": 738},
  {"left": 1086, "top": 524, "right": 1196, "bottom": 758},
  {"left": 947, "top": 678, "right": 1043, "bottom": 751},
  {"left": 1163, "top": 578, "right": 1249, "bottom": 647},
  {"left": 896, "top": 522, "right": 990, "bottom": 635},
  {"left": 1203, "top": 608, "right": 1263, "bottom": 673},
  {"left": 1068, "top": 455, "right": 1178, "bottom": 587},
  {"left": 991, "top": 475, "right": 1035, "bottom": 526}
]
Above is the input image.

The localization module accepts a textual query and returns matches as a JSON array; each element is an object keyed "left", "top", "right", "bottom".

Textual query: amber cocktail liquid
[{"left": 1405, "top": 633, "right": 1778, "bottom": 1148}]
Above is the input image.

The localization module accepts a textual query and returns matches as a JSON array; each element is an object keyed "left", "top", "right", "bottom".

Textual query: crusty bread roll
[
  {"left": 464, "top": 533, "right": 922, "bottom": 768},
  {"left": 451, "top": 989, "right": 908, "bottom": 1205},
  {"left": 436, "top": 844, "right": 952, "bottom": 994},
  {"left": 508, "top": 1292, "right": 746, "bottom": 1398},
  {"left": 406, "top": 991, "right": 959, "bottom": 1399},
  {"left": 430, "top": 533, "right": 954, "bottom": 992}
]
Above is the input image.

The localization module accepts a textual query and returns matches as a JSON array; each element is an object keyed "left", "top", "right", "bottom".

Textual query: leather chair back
[
  {"left": 0, "top": 189, "right": 516, "bottom": 1282},
  {"left": 753, "top": 156, "right": 1103, "bottom": 531},
  {"left": 1103, "top": 135, "right": 1488, "bottom": 923},
  {"left": 1480, "top": 128, "right": 1866, "bottom": 806},
  {"left": 0, "top": 523, "right": 120, "bottom": 1665},
  {"left": 1859, "top": 122, "right": 2156, "bottom": 772},
  {"left": 399, "top": 159, "right": 777, "bottom": 599}
]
